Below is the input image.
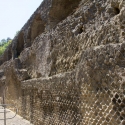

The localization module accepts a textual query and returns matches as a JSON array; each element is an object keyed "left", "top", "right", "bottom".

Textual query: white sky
[{"left": 0, "top": 0, "right": 43, "bottom": 41}]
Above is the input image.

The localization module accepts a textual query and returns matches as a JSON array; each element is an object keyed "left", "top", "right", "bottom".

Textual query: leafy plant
[{"left": 0, "top": 39, "right": 12, "bottom": 56}]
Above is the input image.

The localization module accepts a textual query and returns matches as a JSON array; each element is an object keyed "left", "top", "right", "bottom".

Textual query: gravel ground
[{"left": 0, "top": 106, "right": 32, "bottom": 125}]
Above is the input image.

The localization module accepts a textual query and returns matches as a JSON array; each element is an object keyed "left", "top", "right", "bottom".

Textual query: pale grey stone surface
[{"left": 0, "top": 106, "right": 32, "bottom": 125}]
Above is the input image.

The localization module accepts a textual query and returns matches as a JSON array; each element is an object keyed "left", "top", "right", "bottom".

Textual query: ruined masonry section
[{"left": 0, "top": 0, "right": 125, "bottom": 125}]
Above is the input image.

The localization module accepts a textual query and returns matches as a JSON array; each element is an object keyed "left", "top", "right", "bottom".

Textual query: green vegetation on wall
[
  {"left": 0, "top": 31, "right": 19, "bottom": 56},
  {"left": 0, "top": 39, "right": 12, "bottom": 56}
]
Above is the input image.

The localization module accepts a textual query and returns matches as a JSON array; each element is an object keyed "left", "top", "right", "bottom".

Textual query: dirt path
[{"left": 0, "top": 106, "right": 32, "bottom": 125}]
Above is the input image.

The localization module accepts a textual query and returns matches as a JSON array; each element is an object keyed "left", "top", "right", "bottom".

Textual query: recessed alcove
[
  {"left": 16, "top": 32, "right": 24, "bottom": 57},
  {"left": 78, "top": 27, "right": 84, "bottom": 34},
  {"left": 31, "top": 14, "right": 45, "bottom": 42},
  {"left": 114, "top": 7, "right": 120, "bottom": 15},
  {"left": 48, "top": 0, "right": 81, "bottom": 29}
]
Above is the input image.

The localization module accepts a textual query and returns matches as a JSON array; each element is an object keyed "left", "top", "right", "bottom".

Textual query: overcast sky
[{"left": 0, "top": 0, "right": 43, "bottom": 41}]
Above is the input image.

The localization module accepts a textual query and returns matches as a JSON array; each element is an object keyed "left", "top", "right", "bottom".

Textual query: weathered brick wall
[
  {"left": 21, "top": 72, "right": 82, "bottom": 125},
  {"left": 0, "top": 0, "right": 125, "bottom": 125},
  {"left": 19, "top": 43, "right": 125, "bottom": 125}
]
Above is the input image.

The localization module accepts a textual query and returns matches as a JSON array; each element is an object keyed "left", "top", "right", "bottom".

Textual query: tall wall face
[
  {"left": 20, "top": 43, "right": 125, "bottom": 125},
  {"left": 0, "top": 0, "right": 125, "bottom": 125}
]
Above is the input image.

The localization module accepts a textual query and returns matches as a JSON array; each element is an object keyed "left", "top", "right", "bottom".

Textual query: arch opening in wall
[
  {"left": 48, "top": 0, "right": 81, "bottom": 29},
  {"left": 31, "top": 14, "right": 45, "bottom": 42},
  {"left": 16, "top": 32, "right": 24, "bottom": 57}
]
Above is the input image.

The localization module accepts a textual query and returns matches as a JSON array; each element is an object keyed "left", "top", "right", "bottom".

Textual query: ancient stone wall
[
  {"left": 19, "top": 42, "right": 125, "bottom": 125},
  {"left": 21, "top": 72, "right": 82, "bottom": 125},
  {"left": 0, "top": 0, "right": 125, "bottom": 125}
]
